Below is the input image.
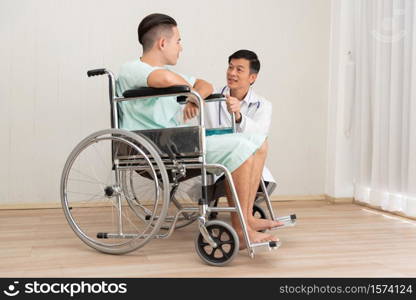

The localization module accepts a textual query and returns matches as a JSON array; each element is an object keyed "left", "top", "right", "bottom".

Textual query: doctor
[{"left": 204, "top": 49, "right": 276, "bottom": 193}]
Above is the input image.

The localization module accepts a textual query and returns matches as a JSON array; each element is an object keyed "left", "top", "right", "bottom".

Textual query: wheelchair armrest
[{"left": 123, "top": 85, "right": 191, "bottom": 98}]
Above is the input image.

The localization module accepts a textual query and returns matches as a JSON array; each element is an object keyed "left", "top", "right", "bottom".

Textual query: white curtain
[{"left": 352, "top": 0, "right": 416, "bottom": 217}]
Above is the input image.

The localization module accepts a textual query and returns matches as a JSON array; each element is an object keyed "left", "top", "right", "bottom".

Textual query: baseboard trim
[
  {"left": 325, "top": 195, "right": 354, "bottom": 204},
  {"left": 353, "top": 199, "right": 416, "bottom": 221},
  {"left": 0, "top": 194, "right": 330, "bottom": 210},
  {"left": 0, "top": 202, "right": 63, "bottom": 210},
  {"left": 2, "top": 197, "right": 413, "bottom": 222},
  {"left": 270, "top": 194, "right": 326, "bottom": 202}
]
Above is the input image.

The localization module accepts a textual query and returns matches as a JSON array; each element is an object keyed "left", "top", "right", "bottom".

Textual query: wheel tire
[
  {"left": 195, "top": 220, "right": 239, "bottom": 266},
  {"left": 61, "top": 129, "right": 169, "bottom": 254}
]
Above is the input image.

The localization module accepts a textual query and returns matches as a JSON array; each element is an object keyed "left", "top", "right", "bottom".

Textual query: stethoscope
[{"left": 218, "top": 86, "right": 260, "bottom": 125}]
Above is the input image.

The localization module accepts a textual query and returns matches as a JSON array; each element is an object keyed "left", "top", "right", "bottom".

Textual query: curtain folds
[{"left": 352, "top": 0, "right": 416, "bottom": 217}]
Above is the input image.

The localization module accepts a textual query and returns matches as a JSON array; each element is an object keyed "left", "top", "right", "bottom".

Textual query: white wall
[
  {"left": 0, "top": 0, "right": 330, "bottom": 204},
  {"left": 325, "top": 0, "right": 354, "bottom": 198}
]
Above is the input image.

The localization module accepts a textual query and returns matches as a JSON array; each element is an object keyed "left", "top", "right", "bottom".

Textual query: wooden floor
[{"left": 1, "top": 200, "right": 416, "bottom": 277}]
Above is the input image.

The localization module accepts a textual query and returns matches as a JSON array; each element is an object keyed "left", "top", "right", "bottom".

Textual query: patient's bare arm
[
  {"left": 146, "top": 70, "right": 213, "bottom": 97},
  {"left": 147, "top": 69, "right": 190, "bottom": 88},
  {"left": 193, "top": 79, "right": 213, "bottom": 99}
]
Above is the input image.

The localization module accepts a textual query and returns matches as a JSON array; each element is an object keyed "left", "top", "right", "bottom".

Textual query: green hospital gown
[{"left": 116, "top": 60, "right": 266, "bottom": 173}]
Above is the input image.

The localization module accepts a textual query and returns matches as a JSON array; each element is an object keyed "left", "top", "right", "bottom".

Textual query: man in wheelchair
[{"left": 116, "top": 13, "right": 282, "bottom": 247}]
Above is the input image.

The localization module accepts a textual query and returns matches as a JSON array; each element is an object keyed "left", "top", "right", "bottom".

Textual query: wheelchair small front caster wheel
[
  {"left": 195, "top": 220, "right": 239, "bottom": 266},
  {"left": 252, "top": 204, "right": 267, "bottom": 233},
  {"left": 252, "top": 204, "right": 267, "bottom": 219},
  {"left": 208, "top": 211, "right": 218, "bottom": 220}
]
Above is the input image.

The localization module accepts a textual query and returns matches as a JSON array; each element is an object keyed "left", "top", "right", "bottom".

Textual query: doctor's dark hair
[
  {"left": 138, "top": 13, "right": 177, "bottom": 52},
  {"left": 228, "top": 50, "right": 261, "bottom": 74}
]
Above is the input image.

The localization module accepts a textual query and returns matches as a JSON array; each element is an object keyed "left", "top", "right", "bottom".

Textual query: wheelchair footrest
[
  {"left": 97, "top": 232, "right": 108, "bottom": 239},
  {"left": 250, "top": 240, "right": 281, "bottom": 253},
  {"left": 96, "top": 232, "right": 139, "bottom": 239},
  {"left": 270, "top": 214, "right": 297, "bottom": 230}
]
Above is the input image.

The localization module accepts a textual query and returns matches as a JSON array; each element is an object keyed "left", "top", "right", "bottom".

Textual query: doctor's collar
[{"left": 242, "top": 87, "right": 257, "bottom": 104}]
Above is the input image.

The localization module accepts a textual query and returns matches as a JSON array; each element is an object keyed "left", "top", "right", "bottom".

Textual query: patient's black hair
[
  {"left": 228, "top": 50, "right": 261, "bottom": 74},
  {"left": 138, "top": 13, "right": 177, "bottom": 52}
]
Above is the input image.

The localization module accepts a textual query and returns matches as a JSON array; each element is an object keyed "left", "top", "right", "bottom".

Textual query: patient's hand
[{"left": 183, "top": 102, "right": 199, "bottom": 122}]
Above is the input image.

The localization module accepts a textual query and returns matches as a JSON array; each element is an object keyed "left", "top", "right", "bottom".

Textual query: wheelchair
[{"left": 60, "top": 68, "right": 296, "bottom": 266}]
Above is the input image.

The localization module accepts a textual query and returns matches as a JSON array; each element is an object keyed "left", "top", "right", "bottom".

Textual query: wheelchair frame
[{"left": 60, "top": 68, "right": 295, "bottom": 266}]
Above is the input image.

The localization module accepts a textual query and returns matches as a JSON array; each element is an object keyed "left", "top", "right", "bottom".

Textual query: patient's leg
[
  {"left": 246, "top": 140, "right": 283, "bottom": 231},
  {"left": 225, "top": 153, "right": 277, "bottom": 248}
]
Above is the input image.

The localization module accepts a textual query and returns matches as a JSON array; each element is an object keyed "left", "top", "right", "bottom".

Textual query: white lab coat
[{"left": 204, "top": 86, "right": 275, "bottom": 183}]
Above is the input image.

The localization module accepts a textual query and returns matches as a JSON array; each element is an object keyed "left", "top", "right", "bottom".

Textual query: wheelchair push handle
[
  {"left": 87, "top": 68, "right": 107, "bottom": 77},
  {"left": 177, "top": 93, "right": 225, "bottom": 105},
  {"left": 205, "top": 93, "right": 225, "bottom": 101}
]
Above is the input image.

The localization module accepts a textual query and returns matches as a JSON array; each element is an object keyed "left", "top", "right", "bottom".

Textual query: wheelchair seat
[
  {"left": 122, "top": 86, "right": 202, "bottom": 159},
  {"left": 133, "top": 126, "right": 202, "bottom": 159}
]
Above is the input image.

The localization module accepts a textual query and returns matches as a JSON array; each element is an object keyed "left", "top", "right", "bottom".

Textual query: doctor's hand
[
  {"left": 183, "top": 102, "right": 199, "bottom": 122},
  {"left": 226, "top": 95, "right": 242, "bottom": 123}
]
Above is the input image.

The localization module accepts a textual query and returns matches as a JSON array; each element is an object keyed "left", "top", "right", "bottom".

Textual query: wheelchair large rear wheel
[{"left": 61, "top": 129, "right": 169, "bottom": 254}]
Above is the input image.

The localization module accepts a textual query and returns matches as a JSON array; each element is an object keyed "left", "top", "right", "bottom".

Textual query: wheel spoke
[
  {"left": 71, "top": 168, "right": 107, "bottom": 186},
  {"left": 68, "top": 178, "right": 106, "bottom": 185},
  {"left": 89, "top": 161, "right": 107, "bottom": 190},
  {"left": 66, "top": 191, "right": 108, "bottom": 203},
  {"left": 209, "top": 247, "right": 219, "bottom": 259},
  {"left": 219, "top": 240, "right": 233, "bottom": 246},
  {"left": 92, "top": 143, "right": 112, "bottom": 184},
  {"left": 219, "top": 247, "right": 230, "bottom": 258}
]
